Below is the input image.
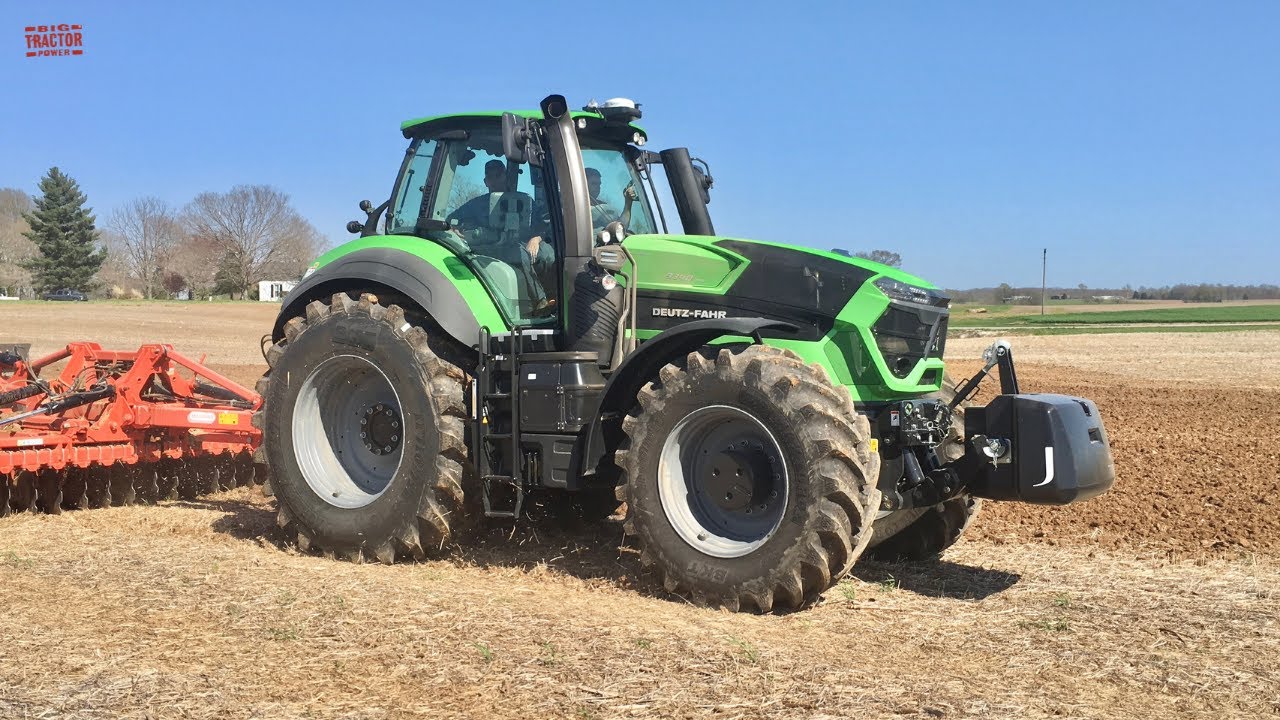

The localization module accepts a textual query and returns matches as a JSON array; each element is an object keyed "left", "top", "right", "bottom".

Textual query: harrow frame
[{"left": 1, "top": 343, "right": 263, "bottom": 512}]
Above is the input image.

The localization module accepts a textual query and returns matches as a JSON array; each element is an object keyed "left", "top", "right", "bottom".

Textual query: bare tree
[
  {"left": 105, "top": 197, "right": 181, "bottom": 299},
  {"left": 0, "top": 188, "right": 36, "bottom": 296},
  {"left": 184, "top": 185, "right": 324, "bottom": 298},
  {"left": 167, "top": 231, "right": 222, "bottom": 301},
  {"left": 853, "top": 249, "right": 903, "bottom": 268}
]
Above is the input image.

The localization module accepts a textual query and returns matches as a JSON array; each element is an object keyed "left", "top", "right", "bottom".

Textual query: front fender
[{"left": 275, "top": 240, "right": 508, "bottom": 350}]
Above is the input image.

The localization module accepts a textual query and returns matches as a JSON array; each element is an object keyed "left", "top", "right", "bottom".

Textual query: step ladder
[{"left": 473, "top": 327, "right": 524, "bottom": 519}]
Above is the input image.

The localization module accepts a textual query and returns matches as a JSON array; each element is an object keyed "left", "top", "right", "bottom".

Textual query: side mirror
[{"left": 502, "top": 112, "right": 533, "bottom": 164}]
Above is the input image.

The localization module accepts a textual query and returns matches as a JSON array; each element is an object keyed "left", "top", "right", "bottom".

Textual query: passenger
[{"left": 586, "top": 167, "right": 638, "bottom": 234}]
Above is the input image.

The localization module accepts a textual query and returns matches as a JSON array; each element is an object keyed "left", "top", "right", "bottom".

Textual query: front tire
[
  {"left": 259, "top": 293, "right": 468, "bottom": 563},
  {"left": 616, "top": 345, "right": 881, "bottom": 612}
]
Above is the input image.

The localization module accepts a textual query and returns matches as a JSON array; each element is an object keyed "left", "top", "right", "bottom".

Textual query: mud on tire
[
  {"left": 615, "top": 344, "right": 881, "bottom": 612},
  {"left": 254, "top": 293, "right": 468, "bottom": 563}
]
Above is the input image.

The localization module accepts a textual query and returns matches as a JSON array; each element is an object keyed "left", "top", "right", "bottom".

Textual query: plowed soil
[
  {"left": 3, "top": 304, "right": 1279, "bottom": 718},
  {"left": 945, "top": 332, "right": 1280, "bottom": 556}
]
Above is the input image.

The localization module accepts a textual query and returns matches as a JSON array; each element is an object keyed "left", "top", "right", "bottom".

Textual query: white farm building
[{"left": 259, "top": 280, "right": 297, "bottom": 302}]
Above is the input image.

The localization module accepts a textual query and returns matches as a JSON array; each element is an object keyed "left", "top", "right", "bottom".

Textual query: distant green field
[
  {"left": 968, "top": 324, "right": 1280, "bottom": 337},
  {"left": 0, "top": 298, "right": 265, "bottom": 306},
  {"left": 950, "top": 300, "right": 1101, "bottom": 316},
  {"left": 952, "top": 304, "right": 1280, "bottom": 327}
]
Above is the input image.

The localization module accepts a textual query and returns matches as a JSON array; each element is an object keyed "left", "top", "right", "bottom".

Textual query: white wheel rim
[
  {"left": 292, "top": 354, "right": 405, "bottom": 509},
  {"left": 657, "top": 404, "right": 789, "bottom": 559}
]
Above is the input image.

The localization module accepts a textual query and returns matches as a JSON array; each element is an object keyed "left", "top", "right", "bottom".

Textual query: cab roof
[{"left": 400, "top": 110, "right": 647, "bottom": 143}]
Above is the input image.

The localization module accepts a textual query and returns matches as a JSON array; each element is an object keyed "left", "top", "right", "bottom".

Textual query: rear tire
[
  {"left": 616, "top": 345, "right": 881, "bottom": 612},
  {"left": 259, "top": 293, "right": 469, "bottom": 563},
  {"left": 865, "top": 374, "right": 982, "bottom": 561}
]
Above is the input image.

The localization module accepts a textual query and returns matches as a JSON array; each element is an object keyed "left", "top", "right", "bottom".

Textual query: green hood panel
[{"left": 623, "top": 234, "right": 946, "bottom": 400}]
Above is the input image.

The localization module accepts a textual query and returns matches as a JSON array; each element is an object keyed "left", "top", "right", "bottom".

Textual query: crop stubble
[{"left": 2, "top": 305, "right": 1278, "bottom": 718}]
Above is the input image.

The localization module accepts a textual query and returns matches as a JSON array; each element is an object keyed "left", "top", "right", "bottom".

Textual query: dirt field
[
  {"left": 0, "top": 301, "right": 278, "bottom": 388},
  {"left": 2, "top": 302, "right": 1279, "bottom": 719}
]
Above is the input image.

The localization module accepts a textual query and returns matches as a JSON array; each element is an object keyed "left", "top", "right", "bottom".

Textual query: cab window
[
  {"left": 391, "top": 132, "right": 559, "bottom": 327},
  {"left": 581, "top": 145, "right": 657, "bottom": 236}
]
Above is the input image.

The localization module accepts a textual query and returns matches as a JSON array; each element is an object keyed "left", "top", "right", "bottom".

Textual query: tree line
[
  {"left": 947, "top": 283, "right": 1280, "bottom": 305},
  {"left": 0, "top": 167, "right": 325, "bottom": 300}
]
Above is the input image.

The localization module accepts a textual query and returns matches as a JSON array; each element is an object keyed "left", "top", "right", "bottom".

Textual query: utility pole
[{"left": 1041, "top": 248, "right": 1047, "bottom": 316}]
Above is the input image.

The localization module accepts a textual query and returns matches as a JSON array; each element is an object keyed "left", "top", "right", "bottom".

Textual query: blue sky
[{"left": 3, "top": 1, "right": 1277, "bottom": 289}]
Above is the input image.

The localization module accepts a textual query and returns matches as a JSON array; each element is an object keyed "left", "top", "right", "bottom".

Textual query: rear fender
[{"left": 273, "top": 246, "right": 506, "bottom": 350}]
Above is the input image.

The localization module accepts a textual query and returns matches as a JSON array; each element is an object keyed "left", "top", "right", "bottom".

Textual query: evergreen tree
[{"left": 22, "top": 167, "right": 106, "bottom": 293}]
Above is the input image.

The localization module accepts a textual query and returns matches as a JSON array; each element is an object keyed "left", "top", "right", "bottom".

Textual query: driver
[
  {"left": 586, "top": 167, "right": 638, "bottom": 234},
  {"left": 448, "top": 159, "right": 555, "bottom": 315},
  {"left": 447, "top": 160, "right": 523, "bottom": 232}
]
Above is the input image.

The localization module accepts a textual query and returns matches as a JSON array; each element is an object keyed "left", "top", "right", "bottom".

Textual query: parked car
[{"left": 43, "top": 288, "right": 88, "bottom": 301}]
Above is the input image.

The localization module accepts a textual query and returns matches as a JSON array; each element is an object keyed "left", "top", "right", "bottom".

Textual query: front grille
[{"left": 872, "top": 303, "right": 949, "bottom": 379}]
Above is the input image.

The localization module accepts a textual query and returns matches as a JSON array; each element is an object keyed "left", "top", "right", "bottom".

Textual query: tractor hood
[
  {"left": 625, "top": 234, "right": 944, "bottom": 326},
  {"left": 627, "top": 234, "right": 950, "bottom": 396}
]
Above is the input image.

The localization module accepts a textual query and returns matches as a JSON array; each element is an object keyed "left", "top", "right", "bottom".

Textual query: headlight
[{"left": 873, "top": 277, "right": 949, "bottom": 307}]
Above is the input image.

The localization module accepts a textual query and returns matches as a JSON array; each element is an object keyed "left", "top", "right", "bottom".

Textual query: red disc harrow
[{"left": 1, "top": 342, "right": 263, "bottom": 514}]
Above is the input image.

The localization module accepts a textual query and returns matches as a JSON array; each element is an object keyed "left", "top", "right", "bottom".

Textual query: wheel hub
[
  {"left": 292, "top": 354, "right": 405, "bottom": 509},
  {"left": 702, "top": 446, "right": 777, "bottom": 514},
  {"left": 360, "top": 403, "right": 402, "bottom": 456}
]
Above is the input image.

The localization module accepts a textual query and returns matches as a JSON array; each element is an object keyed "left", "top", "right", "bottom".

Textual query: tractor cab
[{"left": 370, "top": 99, "right": 711, "bottom": 337}]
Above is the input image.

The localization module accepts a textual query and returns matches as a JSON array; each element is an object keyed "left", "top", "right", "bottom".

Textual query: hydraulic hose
[
  {"left": 0, "top": 383, "right": 44, "bottom": 406},
  {"left": 0, "top": 384, "right": 115, "bottom": 429}
]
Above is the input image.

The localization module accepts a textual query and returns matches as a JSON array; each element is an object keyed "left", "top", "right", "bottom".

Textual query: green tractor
[{"left": 257, "top": 94, "right": 1114, "bottom": 611}]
